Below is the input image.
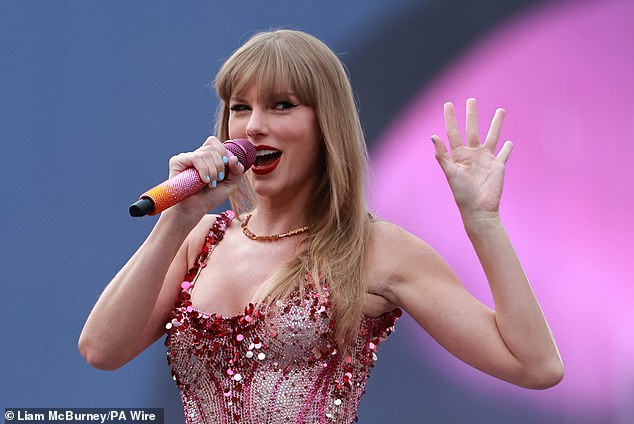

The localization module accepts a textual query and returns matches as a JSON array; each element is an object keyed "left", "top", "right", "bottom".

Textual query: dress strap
[{"left": 182, "top": 210, "right": 234, "bottom": 290}]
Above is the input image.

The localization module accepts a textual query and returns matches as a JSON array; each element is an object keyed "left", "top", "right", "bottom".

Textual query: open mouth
[
  {"left": 254, "top": 149, "right": 282, "bottom": 167},
  {"left": 252, "top": 147, "right": 282, "bottom": 175}
]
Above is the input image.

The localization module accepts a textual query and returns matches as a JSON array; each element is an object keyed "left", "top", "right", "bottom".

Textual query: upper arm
[
  {"left": 127, "top": 215, "right": 213, "bottom": 359},
  {"left": 369, "top": 222, "right": 524, "bottom": 384}
]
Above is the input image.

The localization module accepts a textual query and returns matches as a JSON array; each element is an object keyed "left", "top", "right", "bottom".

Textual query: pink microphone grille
[{"left": 224, "top": 139, "right": 256, "bottom": 170}]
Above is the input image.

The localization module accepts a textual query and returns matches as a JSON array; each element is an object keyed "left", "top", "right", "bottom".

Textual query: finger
[
  {"left": 169, "top": 153, "right": 190, "bottom": 176},
  {"left": 431, "top": 135, "right": 453, "bottom": 173},
  {"left": 496, "top": 140, "right": 513, "bottom": 164},
  {"left": 201, "top": 135, "right": 227, "bottom": 174},
  {"left": 226, "top": 154, "right": 244, "bottom": 178},
  {"left": 189, "top": 151, "right": 215, "bottom": 187},
  {"left": 443, "top": 102, "right": 463, "bottom": 150},
  {"left": 202, "top": 135, "right": 221, "bottom": 147},
  {"left": 465, "top": 98, "right": 480, "bottom": 147},
  {"left": 200, "top": 140, "right": 232, "bottom": 184},
  {"left": 189, "top": 146, "right": 226, "bottom": 188},
  {"left": 483, "top": 108, "right": 506, "bottom": 152},
  {"left": 203, "top": 148, "right": 226, "bottom": 187},
  {"left": 169, "top": 152, "right": 211, "bottom": 184}
]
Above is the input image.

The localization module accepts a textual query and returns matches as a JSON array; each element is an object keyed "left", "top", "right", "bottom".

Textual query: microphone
[{"left": 129, "top": 139, "right": 256, "bottom": 217}]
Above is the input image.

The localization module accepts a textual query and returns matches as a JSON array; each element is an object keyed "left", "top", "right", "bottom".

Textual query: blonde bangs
[{"left": 215, "top": 33, "right": 317, "bottom": 109}]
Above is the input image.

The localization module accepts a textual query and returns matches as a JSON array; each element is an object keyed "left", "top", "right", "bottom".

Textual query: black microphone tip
[{"left": 129, "top": 198, "right": 155, "bottom": 217}]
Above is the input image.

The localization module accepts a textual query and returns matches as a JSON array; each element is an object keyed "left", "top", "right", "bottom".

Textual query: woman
[{"left": 79, "top": 29, "right": 563, "bottom": 423}]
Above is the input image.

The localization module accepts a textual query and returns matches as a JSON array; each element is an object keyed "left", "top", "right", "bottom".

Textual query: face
[{"left": 227, "top": 84, "right": 323, "bottom": 205}]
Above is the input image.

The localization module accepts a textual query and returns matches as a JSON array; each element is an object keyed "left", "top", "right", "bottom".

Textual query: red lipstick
[{"left": 251, "top": 145, "right": 282, "bottom": 175}]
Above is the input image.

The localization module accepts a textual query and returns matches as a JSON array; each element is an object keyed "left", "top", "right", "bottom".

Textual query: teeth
[{"left": 256, "top": 149, "right": 280, "bottom": 157}]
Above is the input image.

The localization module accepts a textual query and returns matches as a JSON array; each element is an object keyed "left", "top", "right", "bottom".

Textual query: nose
[{"left": 245, "top": 108, "right": 267, "bottom": 139}]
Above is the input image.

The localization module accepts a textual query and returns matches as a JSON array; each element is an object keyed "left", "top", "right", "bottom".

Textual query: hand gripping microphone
[{"left": 129, "top": 139, "right": 256, "bottom": 217}]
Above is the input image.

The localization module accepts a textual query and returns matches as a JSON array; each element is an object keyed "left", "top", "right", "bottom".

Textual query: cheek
[{"left": 227, "top": 117, "right": 245, "bottom": 139}]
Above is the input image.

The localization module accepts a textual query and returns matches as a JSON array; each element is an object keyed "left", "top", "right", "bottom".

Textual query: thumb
[{"left": 431, "top": 135, "right": 452, "bottom": 174}]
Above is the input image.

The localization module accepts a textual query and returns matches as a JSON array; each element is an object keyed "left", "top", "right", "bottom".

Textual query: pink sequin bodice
[{"left": 165, "top": 211, "right": 401, "bottom": 424}]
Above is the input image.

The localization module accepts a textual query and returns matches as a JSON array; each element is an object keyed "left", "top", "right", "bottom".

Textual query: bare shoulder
[
  {"left": 367, "top": 219, "right": 440, "bottom": 273},
  {"left": 365, "top": 219, "right": 450, "bottom": 305},
  {"left": 182, "top": 213, "right": 223, "bottom": 265}
]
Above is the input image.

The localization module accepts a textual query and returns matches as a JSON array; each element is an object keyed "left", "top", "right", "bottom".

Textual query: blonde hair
[{"left": 214, "top": 29, "right": 370, "bottom": 349}]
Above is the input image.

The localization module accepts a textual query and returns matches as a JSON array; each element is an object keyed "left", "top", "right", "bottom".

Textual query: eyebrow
[
  {"left": 229, "top": 91, "right": 297, "bottom": 103},
  {"left": 229, "top": 95, "right": 248, "bottom": 103}
]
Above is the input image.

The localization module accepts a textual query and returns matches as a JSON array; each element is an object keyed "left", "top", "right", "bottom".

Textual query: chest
[{"left": 188, "top": 226, "right": 301, "bottom": 317}]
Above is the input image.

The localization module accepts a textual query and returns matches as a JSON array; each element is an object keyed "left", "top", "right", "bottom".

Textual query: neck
[
  {"left": 248, "top": 177, "right": 318, "bottom": 235},
  {"left": 245, "top": 202, "right": 311, "bottom": 236}
]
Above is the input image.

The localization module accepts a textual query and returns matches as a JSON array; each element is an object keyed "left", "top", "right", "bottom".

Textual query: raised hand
[{"left": 431, "top": 98, "right": 513, "bottom": 222}]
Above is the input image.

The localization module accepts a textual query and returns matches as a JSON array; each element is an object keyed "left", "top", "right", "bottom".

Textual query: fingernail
[
  {"left": 206, "top": 175, "right": 211, "bottom": 182},
  {"left": 211, "top": 180, "right": 217, "bottom": 188},
  {"left": 222, "top": 156, "right": 229, "bottom": 164},
  {"left": 218, "top": 171, "right": 225, "bottom": 181}
]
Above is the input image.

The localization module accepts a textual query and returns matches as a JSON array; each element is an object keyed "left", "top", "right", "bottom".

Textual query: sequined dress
[{"left": 165, "top": 211, "right": 401, "bottom": 424}]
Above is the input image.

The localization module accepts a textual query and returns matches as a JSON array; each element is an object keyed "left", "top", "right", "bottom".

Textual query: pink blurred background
[{"left": 370, "top": 0, "right": 633, "bottom": 420}]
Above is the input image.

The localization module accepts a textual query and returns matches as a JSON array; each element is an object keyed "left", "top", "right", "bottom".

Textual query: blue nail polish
[
  {"left": 206, "top": 175, "right": 211, "bottom": 182},
  {"left": 211, "top": 180, "right": 217, "bottom": 188},
  {"left": 222, "top": 156, "right": 229, "bottom": 164},
  {"left": 218, "top": 171, "right": 225, "bottom": 181}
]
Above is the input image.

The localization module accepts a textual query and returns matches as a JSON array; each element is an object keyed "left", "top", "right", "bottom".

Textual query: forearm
[
  {"left": 78, "top": 212, "right": 197, "bottom": 368},
  {"left": 463, "top": 213, "right": 563, "bottom": 386}
]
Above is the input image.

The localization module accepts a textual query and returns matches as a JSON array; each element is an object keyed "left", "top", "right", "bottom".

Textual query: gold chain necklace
[{"left": 241, "top": 214, "right": 310, "bottom": 241}]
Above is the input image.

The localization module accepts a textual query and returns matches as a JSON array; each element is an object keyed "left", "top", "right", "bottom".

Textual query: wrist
[
  {"left": 156, "top": 208, "right": 203, "bottom": 236},
  {"left": 461, "top": 210, "right": 503, "bottom": 237}
]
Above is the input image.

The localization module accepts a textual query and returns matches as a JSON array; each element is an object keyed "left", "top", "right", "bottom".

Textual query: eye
[
  {"left": 229, "top": 104, "right": 250, "bottom": 112},
  {"left": 273, "top": 101, "right": 298, "bottom": 111}
]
